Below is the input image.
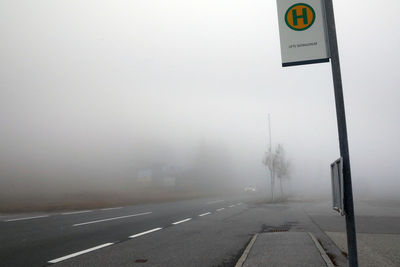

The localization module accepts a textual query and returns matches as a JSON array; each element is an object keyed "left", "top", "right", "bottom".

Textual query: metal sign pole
[{"left": 324, "top": 0, "right": 358, "bottom": 266}]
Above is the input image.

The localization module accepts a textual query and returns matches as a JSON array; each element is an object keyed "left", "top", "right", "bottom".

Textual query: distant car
[{"left": 244, "top": 186, "right": 256, "bottom": 193}]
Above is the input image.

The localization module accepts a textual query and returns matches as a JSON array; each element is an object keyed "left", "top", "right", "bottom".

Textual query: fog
[{"left": 1, "top": 1, "right": 399, "bottom": 210}]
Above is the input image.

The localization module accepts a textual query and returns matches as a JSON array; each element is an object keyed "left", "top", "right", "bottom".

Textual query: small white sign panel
[{"left": 276, "top": 0, "right": 330, "bottom": 67}]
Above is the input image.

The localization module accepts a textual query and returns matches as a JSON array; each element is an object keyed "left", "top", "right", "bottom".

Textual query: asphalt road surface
[
  {"left": 1, "top": 196, "right": 399, "bottom": 266},
  {"left": 0, "top": 195, "right": 258, "bottom": 266}
]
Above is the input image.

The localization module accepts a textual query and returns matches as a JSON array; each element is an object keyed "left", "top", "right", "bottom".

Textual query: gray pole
[
  {"left": 268, "top": 114, "right": 272, "bottom": 154},
  {"left": 324, "top": 1, "right": 358, "bottom": 266},
  {"left": 268, "top": 114, "right": 274, "bottom": 201}
]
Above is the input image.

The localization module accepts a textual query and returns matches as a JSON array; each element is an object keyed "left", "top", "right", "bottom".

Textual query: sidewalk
[{"left": 236, "top": 232, "right": 334, "bottom": 267}]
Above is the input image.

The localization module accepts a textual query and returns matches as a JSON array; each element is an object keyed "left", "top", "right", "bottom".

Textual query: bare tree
[
  {"left": 263, "top": 150, "right": 275, "bottom": 201},
  {"left": 262, "top": 144, "right": 290, "bottom": 201},
  {"left": 274, "top": 144, "right": 290, "bottom": 197}
]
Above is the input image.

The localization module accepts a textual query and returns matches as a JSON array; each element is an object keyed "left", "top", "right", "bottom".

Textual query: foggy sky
[{"left": 1, "top": 1, "right": 399, "bottom": 199}]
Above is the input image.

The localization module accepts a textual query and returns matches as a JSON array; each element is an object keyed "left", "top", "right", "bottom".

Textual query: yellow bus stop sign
[{"left": 285, "top": 3, "right": 315, "bottom": 31}]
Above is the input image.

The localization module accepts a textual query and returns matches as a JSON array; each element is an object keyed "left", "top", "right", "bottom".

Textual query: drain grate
[
  {"left": 268, "top": 229, "right": 289, "bottom": 232},
  {"left": 261, "top": 224, "right": 291, "bottom": 233}
]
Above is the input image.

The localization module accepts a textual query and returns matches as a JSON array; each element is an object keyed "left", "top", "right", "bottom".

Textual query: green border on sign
[{"left": 285, "top": 3, "right": 316, "bottom": 31}]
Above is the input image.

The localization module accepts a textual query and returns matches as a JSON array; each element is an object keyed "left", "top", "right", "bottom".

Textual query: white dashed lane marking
[
  {"left": 61, "top": 210, "right": 93, "bottom": 215},
  {"left": 216, "top": 208, "right": 225, "bottom": 211},
  {"left": 72, "top": 212, "right": 152, "bottom": 227},
  {"left": 172, "top": 218, "right": 192, "bottom": 225},
  {"left": 100, "top": 207, "right": 122, "bottom": 211},
  {"left": 48, "top": 243, "right": 114, "bottom": 264},
  {"left": 198, "top": 212, "right": 211, "bottom": 217},
  {"left": 4, "top": 215, "right": 49, "bottom": 222},
  {"left": 129, "top": 228, "right": 163, "bottom": 239}
]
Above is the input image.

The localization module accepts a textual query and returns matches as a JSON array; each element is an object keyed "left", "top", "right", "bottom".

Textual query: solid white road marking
[
  {"left": 48, "top": 243, "right": 114, "bottom": 264},
  {"left": 61, "top": 210, "right": 92, "bottom": 215},
  {"left": 4, "top": 215, "right": 49, "bottom": 222},
  {"left": 73, "top": 212, "right": 152, "bottom": 227},
  {"left": 216, "top": 208, "right": 225, "bottom": 211},
  {"left": 100, "top": 207, "right": 122, "bottom": 211},
  {"left": 228, "top": 205, "right": 235, "bottom": 208},
  {"left": 129, "top": 228, "right": 163, "bottom": 238},
  {"left": 206, "top": 200, "right": 224, "bottom": 204},
  {"left": 172, "top": 218, "right": 192, "bottom": 225},
  {"left": 198, "top": 212, "right": 211, "bottom": 217}
]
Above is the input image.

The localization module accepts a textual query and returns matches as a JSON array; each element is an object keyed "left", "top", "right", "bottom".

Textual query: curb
[
  {"left": 308, "top": 232, "right": 335, "bottom": 267},
  {"left": 235, "top": 234, "right": 259, "bottom": 267}
]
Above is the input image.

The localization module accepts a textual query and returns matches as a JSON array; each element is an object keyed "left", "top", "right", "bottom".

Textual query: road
[
  {"left": 0, "top": 195, "right": 257, "bottom": 266},
  {"left": 1, "top": 196, "right": 399, "bottom": 266}
]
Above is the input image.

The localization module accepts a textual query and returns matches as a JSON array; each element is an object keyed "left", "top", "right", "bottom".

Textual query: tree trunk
[
  {"left": 271, "top": 170, "right": 274, "bottom": 201},
  {"left": 279, "top": 178, "right": 283, "bottom": 197}
]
